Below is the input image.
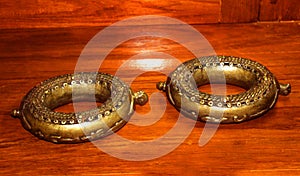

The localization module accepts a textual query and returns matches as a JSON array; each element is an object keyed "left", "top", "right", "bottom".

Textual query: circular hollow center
[
  {"left": 193, "top": 65, "right": 258, "bottom": 95},
  {"left": 43, "top": 84, "right": 111, "bottom": 113},
  {"left": 198, "top": 84, "right": 247, "bottom": 95},
  {"left": 54, "top": 101, "right": 103, "bottom": 113}
]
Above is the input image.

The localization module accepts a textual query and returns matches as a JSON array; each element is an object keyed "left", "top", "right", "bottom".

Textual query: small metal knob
[
  {"left": 156, "top": 81, "right": 166, "bottom": 92},
  {"left": 11, "top": 109, "right": 21, "bottom": 118},
  {"left": 279, "top": 83, "right": 291, "bottom": 96},
  {"left": 134, "top": 91, "right": 148, "bottom": 106}
]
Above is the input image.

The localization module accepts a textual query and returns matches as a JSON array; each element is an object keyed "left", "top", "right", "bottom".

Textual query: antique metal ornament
[
  {"left": 11, "top": 72, "right": 148, "bottom": 143},
  {"left": 157, "top": 56, "right": 291, "bottom": 123},
  {"left": 11, "top": 56, "right": 291, "bottom": 143}
]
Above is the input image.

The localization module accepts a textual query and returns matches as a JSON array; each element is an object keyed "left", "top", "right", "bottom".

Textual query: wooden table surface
[{"left": 1, "top": 22, "right": 300, "bottom": 175}]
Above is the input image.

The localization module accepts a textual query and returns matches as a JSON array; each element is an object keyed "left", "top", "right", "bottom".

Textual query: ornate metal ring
[
  {"left": 11, "top": 72, "right": 148, "bottom": 143},
  {"left": 157, "top": 56, "right": 291, "bottom": 123}
]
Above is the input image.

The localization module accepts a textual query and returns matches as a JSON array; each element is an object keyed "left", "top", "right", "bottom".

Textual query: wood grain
[
  {"left": 260, "top": 0, "right": 300, "bottom": 21},
  {"left": 0, "top": 22, "right": 300, "bottom": 175},
  {"left": 1, "top": 0, "right": 300, "bottom": 29},
  {"left": 0, "top": 0, "right": 221, "bottom": 29},
  {"left": 221, "top": 0, "right": 260, "bottom": 23}
]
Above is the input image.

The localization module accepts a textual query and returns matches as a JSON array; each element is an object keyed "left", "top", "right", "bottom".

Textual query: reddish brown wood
[
  {"left": 220, "top": 0, "right": 260, "bottom": 23},
  {"left": 1, "top": 0, "right": 299, "bottom": 30},
  {"left": 0, "top": 22, "right": 300, "bottom": 175},
  {"left": 260, "top": 0, "right": 282, "bottom": 21},
  {"left": 260, "top": 0, "right": 300, "bottom": 21},
  {"left": 0, "top": 0, "right": 221, "bottom": 29}
]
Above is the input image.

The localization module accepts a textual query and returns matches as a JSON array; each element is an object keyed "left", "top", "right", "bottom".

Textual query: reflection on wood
[{"left": 0, "top": 22, "right": 299, "bottom": 175}]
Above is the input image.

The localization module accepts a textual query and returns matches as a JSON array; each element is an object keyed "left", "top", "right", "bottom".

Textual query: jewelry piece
[
  {"left": 157, "top": 56, "right": 291, "bottom": 123},
  {"left": 11, "top": 56, "right": 291, "bottom": 143},
  {"left": 11, "top": 72, "right": 148, "bottom": 143}
]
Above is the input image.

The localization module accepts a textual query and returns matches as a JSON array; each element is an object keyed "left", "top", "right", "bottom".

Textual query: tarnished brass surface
[
  {"left": 11, "top": 56, "right": 291, "bottom": 144},
  {"left": 157, "top": 56, "right": 291, "bottom": 123},
  {"left": 11, "top": 72, "right": 148, "bottom": 143}
]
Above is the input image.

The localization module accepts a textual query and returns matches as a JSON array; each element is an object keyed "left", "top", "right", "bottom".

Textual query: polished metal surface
[
  {"left": 11, "top": 72, "right": 148, "bottom": 143},
  {"left": 11, "top": 56, "right": 291, "bottom": 144},
  {"left": 157, "top": 56, "right": 291, "bottom": 123}
]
